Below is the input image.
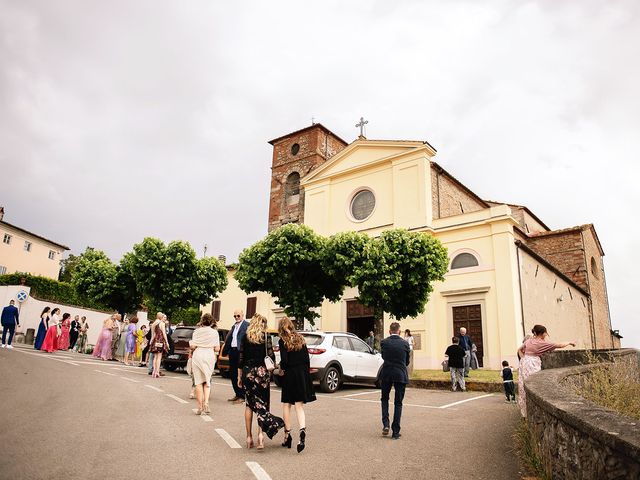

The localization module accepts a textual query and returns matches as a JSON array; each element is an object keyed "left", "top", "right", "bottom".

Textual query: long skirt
[
  {"left": 517, "top": 355, "right": 541, "bottom": 417},
  {"left": 34, "top": 321, "right": 47, "bottom": 350},
  {"left": 41, "top": 326, "right": 59, "bottom": 353},
  {"left": 93, "top": 328, "right": 114, "bottom": 360},
  {"left": 242, "top": 364, "right": 285, "bottom": 439},
  {"left": 58, "top": 327, "right": 70, "bottom": 350},
  {"left": 192, "top": 348, "right": 216, "bottom": 386}
]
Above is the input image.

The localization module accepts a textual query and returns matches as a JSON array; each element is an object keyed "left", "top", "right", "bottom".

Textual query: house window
[
  {"left": 2, "top": 233, "right": 11, "bottom": 244},
  {"left": 49, "top": 250, "right": 56, "bottom": 260},
  {"left": 0, "top": 266, "right": 6, "bottom": 275},
  {"left": 350, "top": 189, "right": 376, "bottom": 221},
  {"left": 211, "top": 300, "right": 221, "bottom": 322},
  {"left": 246, "top": 297, "right": 257, "bottom": 319},
  {"left": 24, "top": 241, "right": 32, "bottom": 252},
  {"left": 451, "top": 252, "right": 479, "bottom": 269}
]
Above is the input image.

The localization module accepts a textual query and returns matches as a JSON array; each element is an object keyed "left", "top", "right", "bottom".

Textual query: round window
[
  {"left": 350, "top": 190, "right": 376, "bottom": 221},
  {"left": 291, "top": 143, "right": 300, "bottom": 155}
]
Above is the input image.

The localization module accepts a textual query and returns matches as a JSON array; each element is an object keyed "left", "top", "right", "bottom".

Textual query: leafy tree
[
  {"left": 128, "top": 238, "right": 227, "bottom": 318},
  {"left": 236, "top": 224, "right": 343, "bottom": 326},
  {"left": 322, "top": 231, "right": 371, "bottom": 289},
  {"left": 59, "top": 252, "right": 83, "bottom": 282},
  {"left": 352, "top": 229, "right": 449, "bottom": 333}
]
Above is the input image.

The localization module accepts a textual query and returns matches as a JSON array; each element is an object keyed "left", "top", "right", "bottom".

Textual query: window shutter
[
  {"left": 211, "top": 301, "right": 221, "bottom": 322},
  {"left": 246, "top": 297, "right": 257, "bottom": 319}
]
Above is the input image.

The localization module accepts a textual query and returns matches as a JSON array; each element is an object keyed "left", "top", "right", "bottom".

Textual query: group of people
[
  {"left": 92, "top": 313, "right": 154, "bottom": 368},
  {"left": 189, "top": 309, "right": 315, "bottom": 452},
  {"left": 33, "top": 307, "right": 90, "bottom": 353}
]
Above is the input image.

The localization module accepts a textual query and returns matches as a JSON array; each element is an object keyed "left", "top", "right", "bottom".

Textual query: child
[
  {"left": 445, "top": 337, "right": 466, "bottom": 392},
  {"left": 500, "top": 360, "right": 516, "bottom": 403}
]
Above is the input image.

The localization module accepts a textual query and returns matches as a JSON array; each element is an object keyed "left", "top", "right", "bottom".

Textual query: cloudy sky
[{"left": 1, "top": 1, "right": 638, "bottom": 347}]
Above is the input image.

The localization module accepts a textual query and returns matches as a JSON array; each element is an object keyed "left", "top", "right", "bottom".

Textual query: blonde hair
[
  {"left": 246, "top": 313, "right": 267, "bottom": 344},
  {"left": 278, "top": 317, "right": 305, "bottom": 351}
]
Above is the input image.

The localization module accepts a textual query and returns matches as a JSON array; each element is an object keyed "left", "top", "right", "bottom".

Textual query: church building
[{"left": 203, "top": 123, "right": 620, "bottom": 370}]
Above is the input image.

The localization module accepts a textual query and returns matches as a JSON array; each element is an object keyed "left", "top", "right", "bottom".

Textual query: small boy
[
  {"left": 500, "top": 360, "right": 516, "bottom": 403},
  {"left": 445, "top": 337, "right": 466, "bottom": 392}
]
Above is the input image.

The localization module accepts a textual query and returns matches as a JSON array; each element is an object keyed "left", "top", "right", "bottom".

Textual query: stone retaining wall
[{"left": 525, "top": 349, "right": 640, "bottom": 479}]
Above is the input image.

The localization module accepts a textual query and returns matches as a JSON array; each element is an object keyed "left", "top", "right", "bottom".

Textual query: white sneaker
[
  {"left": 1, "top": 344, "right": 5, "bottom": 348},
  {"left": 7, "top": 345, "right": 13, "bottom": 349}
]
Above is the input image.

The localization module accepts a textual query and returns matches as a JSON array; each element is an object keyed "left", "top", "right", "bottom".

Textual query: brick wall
[
  {"left": 526, "top": 230, "right": 587, "bottom": 290},
  {"left": 430, "top": 165, "right": 486, "bottom": 219},
  {"left": 267, "top": 126, "right": 347, "bottom": 232}
]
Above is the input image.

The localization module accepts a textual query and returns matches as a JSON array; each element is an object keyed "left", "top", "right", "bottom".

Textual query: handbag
[
  {"left": 441, "top": 359, "right": 450, "bottom": 372},
  {"left": 264, "top": 332, "right": 275, "bottom": 372},
  {"left": 186, "top": 358, "right": 193, "bottom": 376}
]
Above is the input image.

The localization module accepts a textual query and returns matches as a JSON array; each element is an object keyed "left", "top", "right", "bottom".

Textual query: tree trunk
[{"left": 374, "top": 308, "right": 384, "bottom": 346}]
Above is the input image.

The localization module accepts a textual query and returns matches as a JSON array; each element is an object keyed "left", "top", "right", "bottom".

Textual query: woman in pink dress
[
  {"left": 93, "top": 316, "right": 115, "bottom": 361},
  {"left": 57, "top": 313, "right": 71, "bottom": 350},
  {"left": 41, "top": 308, "right": 61, "bottom": 353},
  {"left": 517, "top": 324, "right": 576, "bottom": 417}
]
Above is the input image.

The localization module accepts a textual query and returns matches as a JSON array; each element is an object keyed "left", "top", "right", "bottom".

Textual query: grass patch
[
  {"left": 567, "top": 352, "right": 640, "bottom": 421},
  {"left": 513, "top": 419, "right": 548, "bottom": 480},
  {"left": 412, "top": 369, "right": 519, "bottom": 383}
]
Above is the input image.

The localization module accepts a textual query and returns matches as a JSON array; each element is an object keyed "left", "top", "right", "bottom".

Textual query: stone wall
[
  {"left": 430, "top": 164, "right": 486, "bottom": 219},
  {"left": 525, "top": 349, "right": 640, "bottom": 479}
]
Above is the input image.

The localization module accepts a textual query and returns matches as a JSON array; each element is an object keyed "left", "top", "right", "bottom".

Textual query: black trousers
[
  {"left": 504, "top": 381, "right": 515, "bottom": 400},
  {"left": 229, "top": 348, "right": 245, "bottom": 399},
  {"left": 69, "top": 332, "right": 79, "bottom": 349},
  {"left": 381, "top": 380, "right": 406, "bottom": 435}
]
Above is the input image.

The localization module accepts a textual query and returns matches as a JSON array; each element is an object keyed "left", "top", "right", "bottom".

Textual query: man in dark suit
[
  {"left": 1, "top": 300, "right": 20, "bottom": 349},
  {"left": 378, "top": 321, "right": 410, "bottom": 439},
  {"left": 221, "top": 309, "right": 249, "bottom": 404}
]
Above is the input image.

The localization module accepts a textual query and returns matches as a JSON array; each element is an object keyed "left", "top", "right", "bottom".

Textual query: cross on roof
[{"left": 355, "top": 116, "right": 368, "bottom": 138}]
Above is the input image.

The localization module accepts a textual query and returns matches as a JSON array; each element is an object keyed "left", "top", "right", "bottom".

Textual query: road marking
[
  {"left": 145, "top": 385, "right": 163, "bottom": 392},
  {"left": 201, "top": 415, "right": 213, "bottom": 422},
  {"left": 60, "top": 360, "right": 80, "bottom": 366},
  {"left": 246, "top": 462, "right": 272, "bottom": 480},
  {"left": 166, "top": 393, "right": 189, "bottom": 404},
  {"left": 120, "top": 376, "right": 140, "bottom": 383},
  {"left": 215, "top": 429, "right": 242, "bottom": 449},
  {"left": 94, "top": 369, "right": 116, "bottom": 376},
  {"left": 341, "top": 390, "right": 378, "bottom": 398},
  {"left": 342, "top": 398, "right": 441, "bottom": 409},
  {"left": 439, "top": 393, "right": 494, "bottom": 409}
]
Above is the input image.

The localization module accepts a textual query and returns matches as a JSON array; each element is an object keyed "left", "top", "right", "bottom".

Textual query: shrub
[
  {"left": 513, "top": 419, "right": 548, "bottom": 480},
  {"left": 0, "top": 272, "right": 110, "bottom": 311}
]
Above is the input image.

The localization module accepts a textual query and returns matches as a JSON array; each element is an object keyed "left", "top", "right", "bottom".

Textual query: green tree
[
  {"left": 59, "top": 252, "right": 83, "bottom": 282},
  {"left": 128, "top": 238, "right": 227, "bottom": 318},
  {"left": 236, "top": 224, "right": 343, "bottom": 326}
]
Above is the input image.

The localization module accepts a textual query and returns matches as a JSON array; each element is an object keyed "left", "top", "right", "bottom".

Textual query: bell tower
[{"left": 267, "top": 123, "right": 348, "bottom": 232}]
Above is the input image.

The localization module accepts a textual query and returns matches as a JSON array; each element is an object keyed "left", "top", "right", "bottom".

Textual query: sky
[{"left": 1, "top": 0, "right": 638, "bottom": 347}]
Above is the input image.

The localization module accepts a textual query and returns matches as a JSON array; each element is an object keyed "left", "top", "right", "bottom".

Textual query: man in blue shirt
[
  {"left": 1, "top": 300, "right": 20, "bottom": 349},
  {"left": 457, "top": 327, "right": 474, "bottom": 377}
]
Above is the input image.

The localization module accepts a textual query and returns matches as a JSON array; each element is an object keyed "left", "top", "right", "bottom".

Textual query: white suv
[{"left": 300, "top": 331, "right": 384, "bottom": 393}]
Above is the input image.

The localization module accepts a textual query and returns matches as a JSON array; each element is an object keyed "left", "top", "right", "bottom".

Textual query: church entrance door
[
  {"left": 346, "top": 300, "right": 375, "bottom": 342},
  {"left": 452, "top": 304, "right": 484, "bottom": 367}
]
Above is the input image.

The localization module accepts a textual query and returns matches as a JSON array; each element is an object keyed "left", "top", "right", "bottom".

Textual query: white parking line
[
  {"left": 342, "top": 398, "right": 441, "bottom": 409},
  {"left": 144, "top": 385, "right": 163, "bottom": 392},
  {"left": 246, "top": 462, "right": 272, "bottom": 480},
  {"left": 120, "top": 376, "right": 140, "bottom": 383},
  {"left": 165, "top": 393, "right": 189, "bottom": 404},
  {"left": 94, "top": 370, "right": 116, "bottom": 376},
  {"left": 215, "top": 429, "right": 242, "bottom": 449},
  {"left": 201, "top": 415, "right": 213, "bottom": 422},
  {"left": 341, "top": 390, "right": 378, "bottom": 398},
  {"left": 439, "top": 393, "right": 494, "bottom": 409}
]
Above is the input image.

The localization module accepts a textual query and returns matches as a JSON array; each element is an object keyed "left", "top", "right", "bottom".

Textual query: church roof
[
  {"left": 268, "top": 123, "right": 348, "bottom": 146},
  {"left": 528, "top": 223, "right": 604, "bottom": 256},
  {"left": 484, "top": 199, "right": 551, "bottom": 232}
]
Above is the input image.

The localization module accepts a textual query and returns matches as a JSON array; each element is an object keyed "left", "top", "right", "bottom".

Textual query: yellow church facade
[{"left": 203, "top": 124, "right": 619, "bottom": 371}]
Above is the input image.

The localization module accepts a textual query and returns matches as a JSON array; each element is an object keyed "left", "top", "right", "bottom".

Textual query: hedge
[{"left": 0, "top": 272, "right": 111, "bottom": 312}]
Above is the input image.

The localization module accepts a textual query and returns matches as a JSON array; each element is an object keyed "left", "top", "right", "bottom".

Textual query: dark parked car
[
  {"left": 162, "top": 326, "right": 228, "bottom": 372},
  {"left": 217, "top": 329, "right": 280, "bottom": 378}
]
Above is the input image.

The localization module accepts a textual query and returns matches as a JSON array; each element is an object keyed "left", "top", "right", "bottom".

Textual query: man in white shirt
[{"left": 221, "top": 309, "right": 248, "bottom": 403}]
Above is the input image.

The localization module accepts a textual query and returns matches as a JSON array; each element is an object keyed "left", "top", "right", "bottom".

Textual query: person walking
[
  {"left": 378, "top": 322, "right": 410, "bottom": 440},
  {"left": 277, "top": 317, "right": 316, "bottom": 453},
  {"left": 444, "top": 337, "right": 466, "bottom": 392},
  {"left": 34, "top": 306, "right": 50, "bottom": 350},
  {"left": 74, "top": 316, "right": 89, "bottom": 353},
  {"left": 189, "top": 313, "right": 220, "bottom": 415},
  {"left": 404, "top": 329, "right": 415, "bottom": 376},
  {"left": 457, "top": 327, "right": 474, "bottom": 377},
  {"left": 123, "top": 316, "right": 138, "bottom": 366},
  {"left": 501, "top": 360, "right": 516, "bottom": 403},
  {"left": 149, "top": 315, "right": 169, "bottom": 378},
  {"left": 69, "top": 315, "right": 80, "bottom": 350},
  {"left": 222, "top": 309, "right": 249, "bottom": 404},
  {"left": 93, "top": 316, "right": 115, "bottom": 360},
  {"left": 517, "top": 324, "right": 575, "bottom": 417},
  {"left": 1, "top": 299, "right": 20, "bottom": 349},
  {"left": 57, "top": 313, "right": 71, "bottom": 351},
  {"left": 41, "top": 308, "right": 61, "bottom": 353},
  {"left": 238, "top": 314, "right": 284, "bottom": 450}
]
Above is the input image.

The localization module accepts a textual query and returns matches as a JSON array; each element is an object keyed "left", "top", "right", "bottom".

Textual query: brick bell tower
[{"left": 267, "top": 123, "right": 348, "bottom": 232}]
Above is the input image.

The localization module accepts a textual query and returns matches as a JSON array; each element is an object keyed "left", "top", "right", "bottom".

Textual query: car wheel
[
  {"left": 321, "top": 366, "right": 341, "bottom": 393},
  {"left": 164, "top": 364, "right": 177, "bottom": 372}
]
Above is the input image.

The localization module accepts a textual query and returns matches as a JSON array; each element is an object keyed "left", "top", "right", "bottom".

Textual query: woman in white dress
[{"left": 189, "top": 313, "right": 220, "bottom": 415}]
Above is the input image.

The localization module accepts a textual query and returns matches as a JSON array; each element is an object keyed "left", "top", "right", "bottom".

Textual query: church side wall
[
  {"left": 430, "top": 166, "right": 486, "bottom": 219},
  {"left": 518, "top": 248, "right": 591, "bottom": 348},
  {"left": 527, "top": 231, "right": 587, "bottom": 290}
]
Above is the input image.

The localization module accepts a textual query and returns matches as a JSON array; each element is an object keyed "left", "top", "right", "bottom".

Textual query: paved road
[{"left": 0, "top": 344, "right": 523, "bottom": 480}]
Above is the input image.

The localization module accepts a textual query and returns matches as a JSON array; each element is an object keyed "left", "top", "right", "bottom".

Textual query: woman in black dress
[
  {"left": 277, "top": 317, "right": 316, "bottom": 453},
  {"left": 238, "top": 314, "right": 284, "bottom": 450}
]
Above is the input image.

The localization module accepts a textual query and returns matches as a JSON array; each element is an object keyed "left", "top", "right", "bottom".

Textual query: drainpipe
[{"left": 515, "top": 242, "right": 526, "bottom": 338}]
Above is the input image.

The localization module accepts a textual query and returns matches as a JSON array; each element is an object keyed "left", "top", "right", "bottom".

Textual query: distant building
[
  {"left": 0, "top": 207, "right": 70, "bottom": 280},
  {"left": 203, "top": 124, "right": 621, "bottom": 369}
]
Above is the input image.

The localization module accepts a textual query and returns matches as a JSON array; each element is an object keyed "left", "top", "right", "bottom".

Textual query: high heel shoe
[
  {"left": 256, "top": 433, "right": 265, "bottom": 451},
  {"left": 297, "top": 428, "right": 306, "bottom": 453},
  {"left": 281, "top": 429, "right": 292, "bottom": 448},
  {"left": 246, "top": 436, "right": 254, "bottom": 449}
]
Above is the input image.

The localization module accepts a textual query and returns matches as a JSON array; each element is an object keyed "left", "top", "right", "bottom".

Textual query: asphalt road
[{"left": 0, "top": 344, "right": 523, "bottom": 480}]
